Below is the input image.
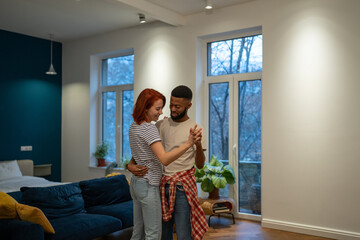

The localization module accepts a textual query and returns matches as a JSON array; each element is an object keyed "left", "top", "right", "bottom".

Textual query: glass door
[{"left": 234, "top": 78, "right": 262, "bottom": 218}]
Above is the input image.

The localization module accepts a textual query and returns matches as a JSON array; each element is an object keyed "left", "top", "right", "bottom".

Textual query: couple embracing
[{"left": 127, "top": 85, "right": 208, "bottom": 240}]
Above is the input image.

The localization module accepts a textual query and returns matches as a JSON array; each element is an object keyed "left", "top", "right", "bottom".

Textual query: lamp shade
[{"left": 46, "top": 63, "right": 57, "bottom": 75}]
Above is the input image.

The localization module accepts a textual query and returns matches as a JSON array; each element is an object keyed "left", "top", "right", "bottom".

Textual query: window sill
[{"left": 88, "top": 165, "right": 126, "bottom": 172}]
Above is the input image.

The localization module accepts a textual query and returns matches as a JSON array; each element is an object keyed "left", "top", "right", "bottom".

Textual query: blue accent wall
[{"left": 0, "top": 29, "right": 62, "bottom": 181}]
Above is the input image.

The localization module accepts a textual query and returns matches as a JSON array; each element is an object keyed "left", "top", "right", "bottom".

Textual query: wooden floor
[
  {"left": 97, "top": 217, "right": 334, "bottom": 240},
  {"left": 196, "top": 217, "right": 333, "bottom": 240}
]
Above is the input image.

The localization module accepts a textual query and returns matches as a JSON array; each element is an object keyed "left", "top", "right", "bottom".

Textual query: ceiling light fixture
[
  {"left": 139, "top": 14, "right": 146, "bottom": 24},
  {"left": 205, "top": 0, "right": 213, "bottom": 10},
  {"left": 46, "top": 34, "right": 57, "bottom": 75}
]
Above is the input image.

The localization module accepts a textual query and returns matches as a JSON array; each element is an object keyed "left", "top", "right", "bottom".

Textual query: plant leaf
[
  {"left": 223, "top": 172, "right": 236, "bottom": 184},
  {"left": 195, "top": 163, "right": 207, "bottom": 182},
  {"left": 207, "top": 165, "right": 222, "bottom": 173},
  {"left": 201, "top": 177, "right": 214, "bottom": 192},
  {"left": 222, "top": 165, "right": 236, "bottom": 184},
  {"left": 209, "top": 155, "right": 224, "bottom": 167},
  {"left": 212, "top": 175, "right": 227, "bottom": 189}
]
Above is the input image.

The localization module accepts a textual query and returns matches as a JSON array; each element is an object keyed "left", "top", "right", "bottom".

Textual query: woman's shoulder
[
  {"left": 138, "top": 122, "right": 158, "bottom": 132},
  {"left": 130, "top": 121, "right": 152, "bottom": 131}
]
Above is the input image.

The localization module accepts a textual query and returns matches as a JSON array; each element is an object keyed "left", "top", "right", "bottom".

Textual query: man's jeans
[
  {"left": 162, "top": 184, "right": 192, "bottom": 240},
  {"left": 130, "top": 177, "right": 162, "bottom": 240}
]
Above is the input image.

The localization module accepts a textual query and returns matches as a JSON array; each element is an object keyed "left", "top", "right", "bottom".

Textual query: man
[{"left": 127, "top": 85, "right": 208, "bottom": 240}]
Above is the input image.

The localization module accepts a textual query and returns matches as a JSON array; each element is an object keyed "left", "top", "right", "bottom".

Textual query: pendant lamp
[{"left": 46, "top": 34, "right": 57, "bottom": 75}]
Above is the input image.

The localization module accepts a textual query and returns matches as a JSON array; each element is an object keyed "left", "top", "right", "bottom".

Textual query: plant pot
[
  {"left": 208, "top": 188, "right": 220, "bottom": 199},
  {"left": 97, "top": 158, "right": 106, "bottom": 167}
]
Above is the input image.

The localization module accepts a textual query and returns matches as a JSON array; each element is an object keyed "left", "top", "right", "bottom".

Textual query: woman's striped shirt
[{"left": 129, "top": 121, "right": 163, "bottom": 186}]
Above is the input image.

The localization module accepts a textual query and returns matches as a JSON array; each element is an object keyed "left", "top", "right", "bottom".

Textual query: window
[
  {"left": 100, "top": 53, "right": 134, "bottom": 164},
  {"left": 208, "top": 34, "right": 262, "bottom": 76},
  {"left": 206, "top": 31, "right": 262, "bottom": 218}
]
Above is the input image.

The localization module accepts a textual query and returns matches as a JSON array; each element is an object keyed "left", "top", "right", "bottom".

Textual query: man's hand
[{"left": 127, "top": 157, "right": 148, "bottom": 177}]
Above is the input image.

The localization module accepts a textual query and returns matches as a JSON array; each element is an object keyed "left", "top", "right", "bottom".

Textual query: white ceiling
[{"left": 0, "top": 0, "right": 253, "bottom": 42}]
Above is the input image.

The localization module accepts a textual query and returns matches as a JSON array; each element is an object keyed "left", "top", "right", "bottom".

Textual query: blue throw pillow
[
  {"left": 79, "top": 175, "right": 131, "bottom": 208},
  {"left": 21, "top": 183, "right": 85, "bottom": 219}
]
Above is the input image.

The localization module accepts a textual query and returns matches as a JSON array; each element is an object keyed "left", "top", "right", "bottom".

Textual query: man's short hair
[{"left": 171, "top": 85, "right": 192, "bottom": 100}]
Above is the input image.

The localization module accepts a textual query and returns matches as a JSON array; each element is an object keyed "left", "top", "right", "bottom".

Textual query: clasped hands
[{"left": 189, "top": 124, "right": 202, "bottom": 146}]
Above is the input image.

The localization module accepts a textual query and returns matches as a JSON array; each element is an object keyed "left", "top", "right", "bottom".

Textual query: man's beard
[{"left": 171, "top": 107, "right": 187, "bottom": 121}]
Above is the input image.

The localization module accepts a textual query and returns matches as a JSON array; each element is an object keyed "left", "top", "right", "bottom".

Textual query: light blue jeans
[
  {"left": 161, "top": 184, "right": 192, "bottom": 240},
  {"left": 130, "top": 177, "right": 162, "bottom": 240}
]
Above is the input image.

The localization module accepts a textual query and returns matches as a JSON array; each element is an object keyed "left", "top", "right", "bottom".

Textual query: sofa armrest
[{"left": 0, "top": 219, "right": 44, "bottom": 240}]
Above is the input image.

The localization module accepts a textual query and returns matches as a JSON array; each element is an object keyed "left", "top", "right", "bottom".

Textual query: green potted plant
[
  {"left": 195, "top": 155, "right": 236, "bottom": 199},
  {"left": 93, "top": 141, "right": 110, "bottom": 167}
]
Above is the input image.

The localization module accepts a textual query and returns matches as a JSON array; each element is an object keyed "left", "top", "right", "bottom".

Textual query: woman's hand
[{"left": 188, "top": 124, "right": 202, "bottom": 146}]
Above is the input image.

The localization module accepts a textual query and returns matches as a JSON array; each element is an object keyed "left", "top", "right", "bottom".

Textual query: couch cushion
[
  {"left": 8, "top": 191, "right": 22, "bottom": 202},
  {"left": 21, "top": 183, "right": 85, "bottom": 219},
  {"left": 49, "top": 213, "right": 122, "bottom": 240},
  {"left": 86, "top": 200, "right": 133, "bottom": 229},
  {"left": 79, "top": 175, "right": 131, "bottom": 208}
]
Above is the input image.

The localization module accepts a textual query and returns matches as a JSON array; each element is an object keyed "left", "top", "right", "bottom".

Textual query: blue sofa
[{"left": 0, "top": 175, "right": 133, "bottom": 240}]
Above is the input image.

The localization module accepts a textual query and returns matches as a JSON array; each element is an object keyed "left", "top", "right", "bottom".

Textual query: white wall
[{"left": 62, "top": 0, "right": 360, "bottom": 239}]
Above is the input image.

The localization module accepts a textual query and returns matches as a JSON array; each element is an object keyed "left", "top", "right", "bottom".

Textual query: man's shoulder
[
  {"left": 184, "top": 118, "right": 203, "bottom": 129},
  {"left": 155, "top": 118, "right": 168, "bottom": 128}
]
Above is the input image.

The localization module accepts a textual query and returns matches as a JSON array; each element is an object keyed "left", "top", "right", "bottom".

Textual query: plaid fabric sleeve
[
  {"left": 182, "top": 171, "right": 209, "bottom": 240},
  {"left": 160, "top": 176, "right": 176, "bottom": 222}
]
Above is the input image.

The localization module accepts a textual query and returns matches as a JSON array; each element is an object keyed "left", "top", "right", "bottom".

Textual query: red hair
[{"left": 132, "top": 88, "right": 166, "bottom": 124}]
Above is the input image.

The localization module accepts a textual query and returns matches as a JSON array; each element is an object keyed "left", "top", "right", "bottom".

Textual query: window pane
[
  {"left": 238, "top": 80, "right": 261, "bottom": 215},
  {"left": 208, "top": 34, "right": 262, "bottom": 76},
  {"left": 122, "top": 90, "right": 134, "bottom": 162},
  {"left": 209, "top": 83, "right": 229, "bottom": 164},
  {"left": 102, "top": 54, "right": 134, "bottom": 86},
  {"left": 102, "top": 92, "right": 116, "bottom": 163},
  {"left": 209, "top": 82, "right": 229, "bottom": 197}
]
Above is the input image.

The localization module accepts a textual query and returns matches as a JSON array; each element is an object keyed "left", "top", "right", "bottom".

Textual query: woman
[{"left": 129, "top": 88, "right": 201, "bottom": 240}]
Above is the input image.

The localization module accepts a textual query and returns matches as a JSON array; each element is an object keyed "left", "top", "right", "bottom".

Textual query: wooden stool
[{"left": 198, "top": 197, "right": 235, "bottom": 227}]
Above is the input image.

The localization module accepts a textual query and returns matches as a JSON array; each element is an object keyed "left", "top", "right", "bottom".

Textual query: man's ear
[{"left": 187, "top": 102, "right": 192, "bottom": 109}]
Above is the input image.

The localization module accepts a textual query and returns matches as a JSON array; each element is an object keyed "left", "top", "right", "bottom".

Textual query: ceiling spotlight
[
  {"left": 205, "top": 0, "right": 213, "bottom": 10},
  {"left": 139, "top": 14, "right": 146, "bottom": 24}
]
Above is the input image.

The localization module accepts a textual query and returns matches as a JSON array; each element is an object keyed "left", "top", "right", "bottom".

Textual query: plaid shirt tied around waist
[{"left": 160, "top": 168, "right": 208, "bottom": 240}]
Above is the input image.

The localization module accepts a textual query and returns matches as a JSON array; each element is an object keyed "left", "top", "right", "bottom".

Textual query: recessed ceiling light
[{"left": 205, "top": 0, "right": 213, "bottom": 9}]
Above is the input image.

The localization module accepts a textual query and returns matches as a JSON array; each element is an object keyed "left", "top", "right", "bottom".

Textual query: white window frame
[
  {"left": 202, "top": 28, "right": 262, "bottom": 221},
  {"left": 98, "top": 50, "right": 134, "bottom": 164}
]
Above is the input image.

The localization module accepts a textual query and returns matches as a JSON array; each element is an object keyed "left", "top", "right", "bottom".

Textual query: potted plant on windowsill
[
  {"left": 195, "top": 155, "right": 236, "bottom": 199},
  {"left": 93, "top": 141, "right": 110, "bottom": 167}
]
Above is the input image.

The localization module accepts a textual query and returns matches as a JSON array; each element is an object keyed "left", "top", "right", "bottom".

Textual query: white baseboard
[{"left": 262, "top": 218, "right": 360, "bottom": 240}]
